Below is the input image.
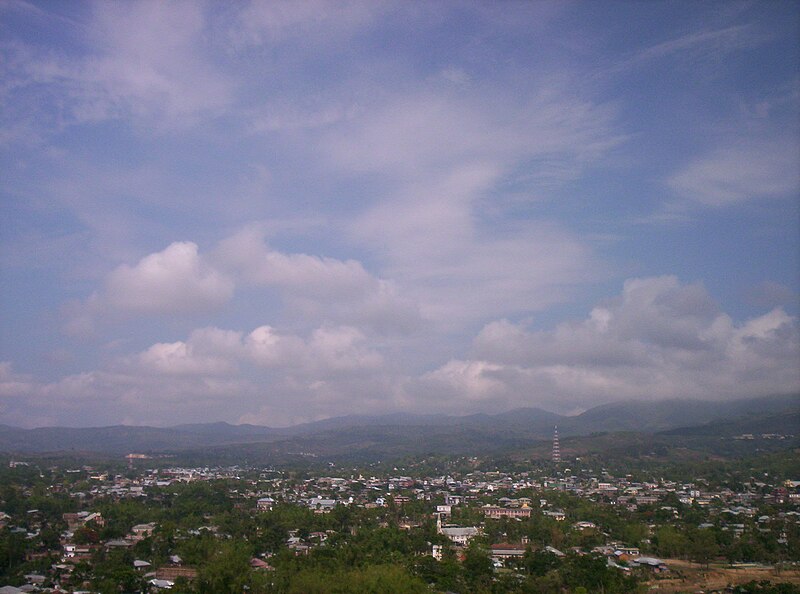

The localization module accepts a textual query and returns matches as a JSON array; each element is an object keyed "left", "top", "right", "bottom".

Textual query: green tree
[
  {"left": 196, "top": 540, "right": 253, "bottom": 594},
  {"left": 463, "top": 543, "right": 494, "bottom": 592},
  {"left": 688, "top": 528, "right": 718, "bottom": 568},
  {"left": 654, "top": 526, "right": 687, "bottom": 559}
]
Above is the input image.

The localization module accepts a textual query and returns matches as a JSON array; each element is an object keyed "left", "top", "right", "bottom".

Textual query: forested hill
[{"left": 0, "top": 394, "right": 796, "bottom": 455}]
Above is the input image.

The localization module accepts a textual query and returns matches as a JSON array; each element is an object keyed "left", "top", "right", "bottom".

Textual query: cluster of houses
[{"left": 1, "top": 461, "right": 798, "bottom": 591}]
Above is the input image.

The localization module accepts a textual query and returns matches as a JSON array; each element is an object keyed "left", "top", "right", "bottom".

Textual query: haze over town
[{"left": 0, "top": 1, "right": 798, "bottom": 428}]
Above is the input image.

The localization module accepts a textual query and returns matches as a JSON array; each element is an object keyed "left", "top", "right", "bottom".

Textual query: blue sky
[{"left": 1, "top": 0, "right": 798, "bottom": 428}]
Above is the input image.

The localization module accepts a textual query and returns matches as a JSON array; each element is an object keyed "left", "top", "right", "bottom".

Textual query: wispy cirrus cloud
[
  {"left": 668, "top": 138, "right": 800, "bottom": 207},
  {"left": 230, "top": 0, "right": 387, "bottom": 47},
  {"left": 601, "top": 23, "right": 767, "bottom": 77},
  {"left": 1, "top": 0, "right": 232, "bottom": 137}
]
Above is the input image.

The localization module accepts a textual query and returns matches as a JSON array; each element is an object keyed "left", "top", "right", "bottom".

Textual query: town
[{"left": 1, "top": 446, "right": 798, "bottom": 593}]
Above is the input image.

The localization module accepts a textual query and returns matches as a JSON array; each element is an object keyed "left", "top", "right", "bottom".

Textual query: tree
[
  {"left": 196, "top": 541, "right": 254, "bottom": 594},
  {"left": 654, "top": 526, "right": 687, "bottom": 559},
  {"left": 462, "top": 543, "right": 493, "bottom": 592},
  {"left": 520, "top": 549, "right": 561, "bottom": 577},
  {"left": 688, "top": 528, "right": 718, "bottom": 568}
]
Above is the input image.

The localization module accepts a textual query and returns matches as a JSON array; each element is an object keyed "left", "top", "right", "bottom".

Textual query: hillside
[{"left": 0, "top": 394, "right": 795, "bottom": 458}]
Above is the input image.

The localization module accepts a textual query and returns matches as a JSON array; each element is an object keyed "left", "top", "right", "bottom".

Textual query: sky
[{"left": 0, "top": 0, "right": 798, "bottom": 428}]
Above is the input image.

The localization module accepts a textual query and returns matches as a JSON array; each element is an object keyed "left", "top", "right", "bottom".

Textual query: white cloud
[
  {"left": 244, "top": 325, "right": 305, "bottom": 367},
  {"left": 420, "top": 359, "right": 507, "bottom": 403},
  {"left": 137, "top": 341, "right": 236, "bottom": 376},
  {"left": 104, "top": 241, "right": 234, "bottom": 314},
  {"left": 321, "top": 88, "right": 621, "bottom": 179},
  {"left": 66, "top": 229, "right": 422, "bottom": 336},
  {"left": 7, "top": 276, "right": 800, "bottom": 427},
  {"left": 320, "top": 85, "right": 622, "bottom": 327},
  {"left": 133, "top": 323, "right": 382, "bottom": 379},
  {"left": 215, "top": 226, "right": 422, "bottom": 333},
  {"left": 2, "top": 0, "right": 232, "bottom": 136},
  {"left": 422, "top": 276, "right": 800, "bottom": 413},
  {"left": 216, "top": 226, "right": 373, "bottom": 296},
  {"left": 669, "top": 139, "right": 800, "bottom": 206},
  {"left": 35, "top": 322, "right": 387, "bottom": 426},
  {"left": 601, "top": 24, "right": 766, "bottom": 78},
  {"left": 306, "top": 325, "right": 383, "bottom": 372},
  {"left": 351, "top": 165, "right": 602, "bottom": 326},
  {"left": 0, "top": 361, "right": 35, "bottom": 398},
  {"left": 63, "top": 241, "right": 233, "bottom": 335},
  {"left": 231, "top": 0, "right": 386, "bottom": 47}
]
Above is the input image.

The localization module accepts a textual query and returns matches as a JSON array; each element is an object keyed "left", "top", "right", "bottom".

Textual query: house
[
  {"left": 436, "top": 511, "right": 479, "bottom": 545},
  {"left": 257, "top": 497, "right": 275, "bottom": 511},
  {"left": 440, "top": 526, "right": 479, "bottom": 546},
  {"left": 149, "top": 578, "right": 174, "bottom": 591},
  {"left": 155, "top": 566, "right": 197, "bottom": 581},
  {"left": 631, "top": 556, "right": 669, "bottom": 573},
  {"left": 306, "top": 496, "right": 337, "bottom": 512},
  {"left": 250, "top": 558, "right": 274, "bottom": 571},
  {"left": 543, "top": 509, "right": 566, "bottom": 521},
  {"left": 613, "top": 546, "right": 640, "bottom": 561},
  {"left": 431, "top": 544, "right": 444, "bottom": 561},
  {"left": 444, "top": 494, "right": 462, "bottom": 506},
  {"left": 489, "top": 543, "right": 527, "bottom": 562},
  {"left": 130, "top": 522, "right": 156, "bottom": 540},
  {"left": 63, "top": 544, "right": 93, "bottom": 561},
  {"left": 482, "top": 505, "right": 532, "bottom": 519},
  {"left": 84, "top": 512, "right": 104, "bottom": 527}
]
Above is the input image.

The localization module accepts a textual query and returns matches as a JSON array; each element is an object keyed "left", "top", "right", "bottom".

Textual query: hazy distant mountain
[
  {"left": 660, "top": 410, "right": 800, "bottom": 437},
  {"left": 0, "top": 423, "right": 277, "bottom": 454},
  {"left": 563, "top": 394, "right": 799, "bottom": 434},
  {"left": 282, "top": 407, "right": 562, "bottom": 435},
  {"left": 0, "top": 394, "right": 795, "bottom": 455}
]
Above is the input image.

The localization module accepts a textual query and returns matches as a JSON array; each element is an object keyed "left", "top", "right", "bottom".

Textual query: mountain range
[{"left": 0, "top": 394, "right": 796, "bottom": 457}]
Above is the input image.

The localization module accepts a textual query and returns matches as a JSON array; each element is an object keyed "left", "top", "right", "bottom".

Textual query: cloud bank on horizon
[{"left": 0, "top": 0, "right": 798, "bottom": 427}]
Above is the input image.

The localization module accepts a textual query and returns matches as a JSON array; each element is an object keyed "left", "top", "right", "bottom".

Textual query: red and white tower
[{"left": 552, "top": 425, "right": 561, "bottom": 464}]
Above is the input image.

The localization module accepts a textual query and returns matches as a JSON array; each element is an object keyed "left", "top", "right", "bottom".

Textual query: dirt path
[{"left": 645, "top": 559, "right": 800, "bottom": 592}]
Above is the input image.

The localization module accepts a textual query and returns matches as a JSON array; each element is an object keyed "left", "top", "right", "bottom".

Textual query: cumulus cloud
[
  {"left": 105, "top": 242, "right": 233, "bottom": 313},
  {"left": 214, "top": 226, "right": 422, "bottom": 333},
  {"left": 63, "top": 241, "right": 233, "bottom": 335},
  {"left": 0, "top": 367, "right": 258, "bottom": 428},
  {"left": 142, "top": 322, "right": 384, "bottom": 375},
  {"left": 66, "top": 230, "right": 421, "bottom": 336},
  {"left": 216, "top": 226, "right": 375, "bottom": 296},
  {"left": 45, "top": 322, "right": 385, "bottom": 426},
  {"left": 421, "top": 276, "right": 800, "bottom": 413},
  {"left": 0, "top": 362, "right": 35, "bottom": 398},
  {"left": 8, "top": 276, "right": 800, "bottom": 427},
  {"left": 137, "top": 341, "right": 237, "bottom": 376}
]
